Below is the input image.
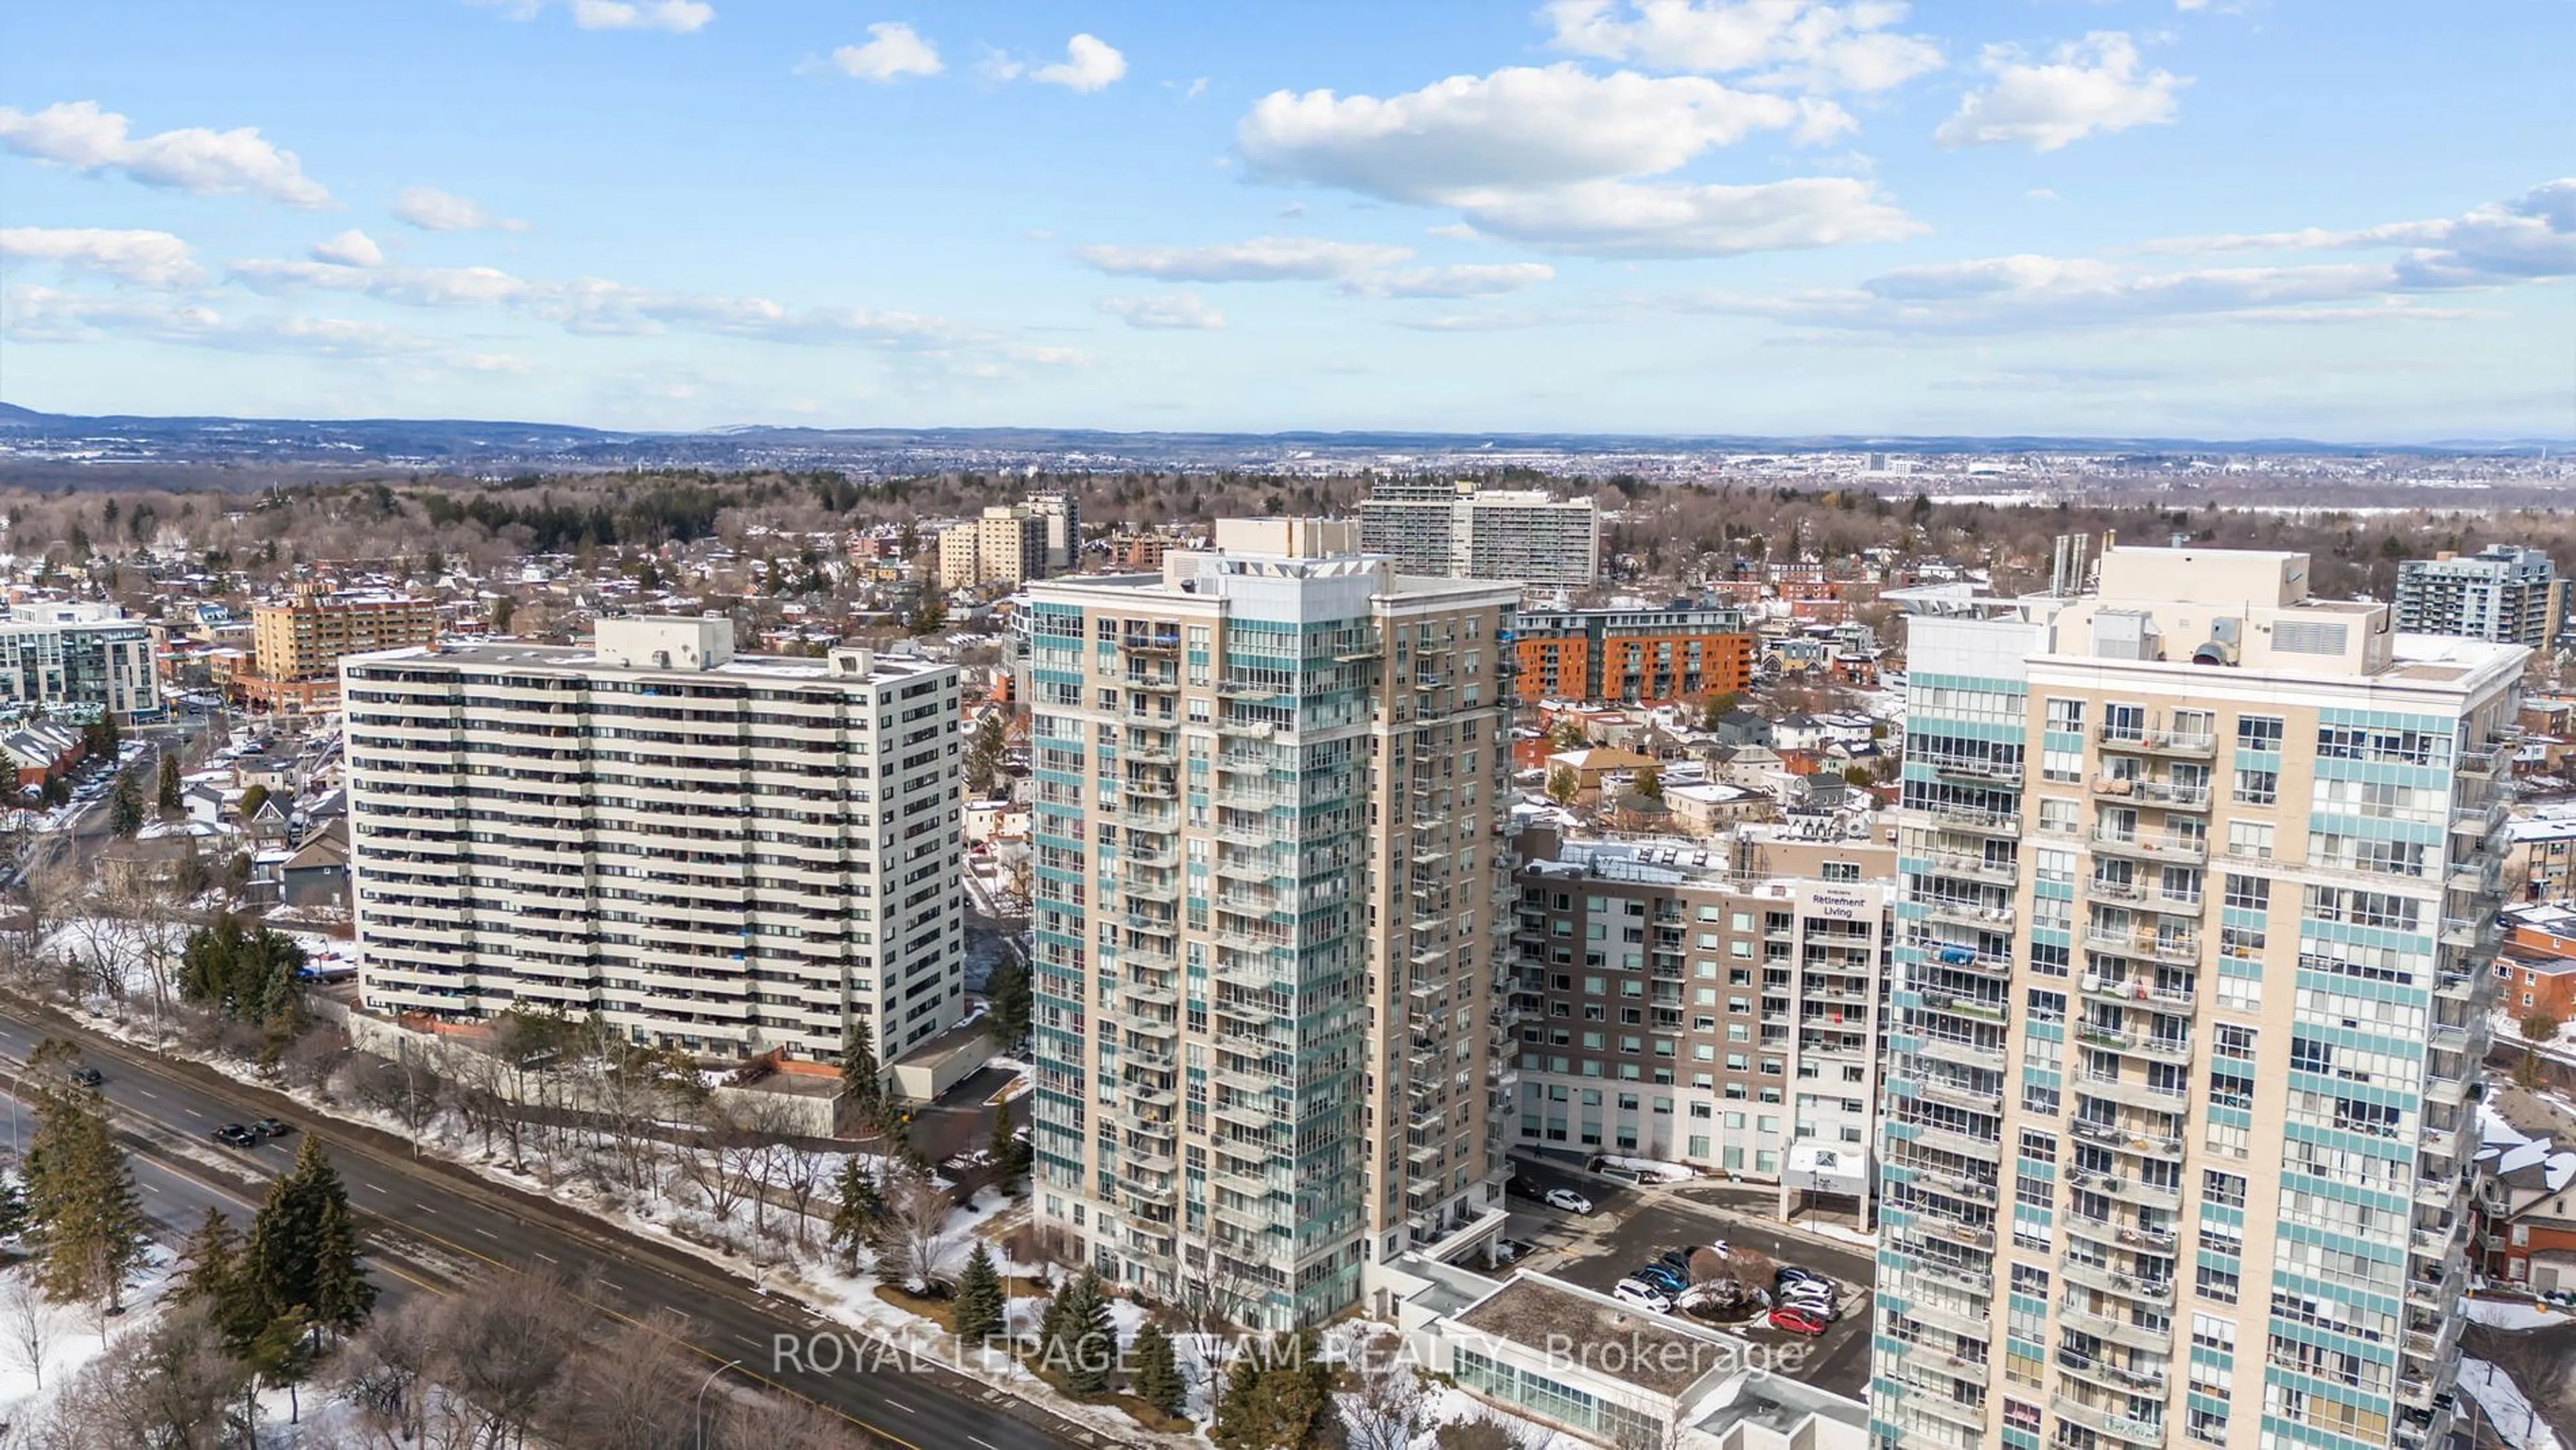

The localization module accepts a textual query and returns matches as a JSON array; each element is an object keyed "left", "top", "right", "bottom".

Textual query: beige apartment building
[
  {"left": 248, "top": 585, "right": 439, "bottom": 711},
  {"left": 342, "top": 617, "right": 966, "bottom": 1066},
  {"left": 1508, "top": 827, "right": 1892, "bottom": 1218},
  {"left": 938, "top": 505, "right": 1053, "bottom": 590},
  {"left": 1018, "top": 518, "right": 1519, "bottom": 1329},
  {"left": 1876, "top": 548, "right": 2518, "bottom": 1450}
]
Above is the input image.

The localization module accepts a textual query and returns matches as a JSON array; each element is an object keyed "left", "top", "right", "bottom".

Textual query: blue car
[{"left": 1634, "top": 1263, "right": 1689, "bottom": 1295}]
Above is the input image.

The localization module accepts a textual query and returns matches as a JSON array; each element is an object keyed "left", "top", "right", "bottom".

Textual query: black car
[
  {"left": 213, "top": 1124, "right": 258, "bottom": 1148},
  {"left": 250, "top": 1118, "right": 290, "bottom": 1140},
  {"left": 68, "top": 1066, "right": 103, "bottom": 1087},
  {"left": 1506, "top": 1177, "right": 1540, "bottom": 1199},
  {"left": 1775, "top": 1265, "right": 1827, "bottom": 1288}
]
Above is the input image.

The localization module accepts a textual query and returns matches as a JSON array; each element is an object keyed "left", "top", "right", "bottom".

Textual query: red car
[{"left": 1767, "top": 1306, "right": 1830, "bottom": 1337}]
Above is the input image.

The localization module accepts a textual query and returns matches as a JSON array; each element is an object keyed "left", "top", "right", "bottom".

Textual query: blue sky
[{"left": 2, "top": 1, "right": 2569, "bottom": 439}]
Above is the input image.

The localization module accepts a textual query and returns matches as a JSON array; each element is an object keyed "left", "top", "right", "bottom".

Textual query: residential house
[
  {"left": 280, "top": 819, "right": 350, "bottom": 913},
  {"left": 2471, "top": 1112, "right": 2576, "bottom": 1292}
]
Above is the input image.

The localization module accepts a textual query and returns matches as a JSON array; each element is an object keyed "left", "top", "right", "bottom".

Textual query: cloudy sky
[{"left": 3, "top": 1, "right": 2568, "bottom": 439}]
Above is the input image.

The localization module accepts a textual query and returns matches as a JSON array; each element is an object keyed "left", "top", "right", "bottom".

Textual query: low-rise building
[
  {"left": 2471, "top": 1110, "right": 2576, "bottom": 1291},
  {"left": 0, "top": 602, "right": 162, "bottom": 721},
  {"left": 245, "top": 585, "right": 440, "bottom": 713},
  {"left": 1508, "top": 827, "right": 1892, "bottom": 1219},
  {"left": 1512, "top": 605, "right": 1755, "bottom": 706}
]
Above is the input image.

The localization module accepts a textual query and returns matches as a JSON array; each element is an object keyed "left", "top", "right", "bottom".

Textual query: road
[{"left": 0, "top": 1008, "right": 1130, "bottom": 1450}]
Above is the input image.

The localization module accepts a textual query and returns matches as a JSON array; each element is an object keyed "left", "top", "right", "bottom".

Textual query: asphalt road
[{"left": 0, "top": 1008, "right": 1130, "bottom": 1450}]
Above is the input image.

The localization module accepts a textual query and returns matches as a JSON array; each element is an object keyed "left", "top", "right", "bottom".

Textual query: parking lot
[{"left": 1501, "top": 1154, "right": 1876, "bottom": 1399}]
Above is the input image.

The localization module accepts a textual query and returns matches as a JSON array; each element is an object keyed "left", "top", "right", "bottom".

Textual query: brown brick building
[
  {"left": 1511, "top": 605, "right": 1754, "bottom": 706},
  {"left": 244, "top": 586, "right": 440, "bottom": 712}
]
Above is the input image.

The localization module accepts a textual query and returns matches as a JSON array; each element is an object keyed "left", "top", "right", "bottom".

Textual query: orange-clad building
[{"left": 1511, "top": 605, "right": 1754, "bottom": 705}]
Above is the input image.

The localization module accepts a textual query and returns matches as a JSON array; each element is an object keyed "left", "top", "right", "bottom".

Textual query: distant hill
[{"left": 0, "top": 402, "right": 2560, "bottom": 481}]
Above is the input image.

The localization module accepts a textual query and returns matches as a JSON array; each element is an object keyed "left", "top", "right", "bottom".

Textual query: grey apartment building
[
  {"left": 1018, "top": 519, "right": 1520, "bottom": 1330},
  {"left": 1359, "top": 479, "right": 1601, "bottom": 590},
  {"left": 1508, "top": 829, "right": 1890, "bottom": 1215},
  {"left": 343, "top": 616, "right": 965, "bottom": 1066}
]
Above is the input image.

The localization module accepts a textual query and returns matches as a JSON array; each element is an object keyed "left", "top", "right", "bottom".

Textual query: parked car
[
  {"left": 1779, "top": 1290, "right": 1838, "bottom": 1320},
  {"left": 1634, "top": 1264, "right": 1689, "bottom": 1296},
  {"left": 213, "top": 1124, "right": 258, "bottom": 1149},
  {"left": 68, "top": 1066, "right": 103, "bottom": 1087},
  {"left": 250, "top": 1118, "right": 290, "bottom": 1140},
  {"left": 1613, "top": 1279, "right": 1674, "bottom": 1313},
  {"left": 1774, "top": 1265, "right": 1828, "bottom": 1288},
  {"left": 1506, "top": 1177, "right": 1540, "bottom": 1200},
  {"left": 1544, "top": 1188, "right": 1594, "bottom": 1215},
  {"left": 1767, "top": 1306, "right": 1830, "bottom": 1337}
]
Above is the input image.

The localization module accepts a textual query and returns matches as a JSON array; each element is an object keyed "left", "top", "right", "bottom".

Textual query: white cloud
[
  {"left": 568, "top": 0, "right": 712, "bottom": 32},
  {"left": 466, "top": 352, "right": 535, "bottom": 373},
  {"left": 1075, "top": 236, "right": 1414, "bottom": 282},
  {"left": 1672, "top": 179, "right": 2576, "bottom": 336},
  {"left": 2, "top": 285, "right": 435, "bottom": 357},
  {"left": 1935, "top": 32, "right": 2186, "bottom": 152},
  {"left": 391, "top": 186, "right": 527, "bottom": 233},
  {"left": 1031, "top": 34, "right": 1127, "bottom": 93},
  {"left": 0, "top": 227, "right": 202, "bottom": 288},
  {"left": 309, "top": 229, "right": 385, "bottom": 268},
  {"left": 1097, "top": 294, "right": 1226, "bottom": 329},
  {"left": 1542, "top": 0, "right": 1942, "bottom": 93},
  {"left": 1234, "top": 64, "right": 1907, "bottom": 258},
  {"left": 1339, "top": 263, "right": 1556, "bottom": 299},
  {"left": 833, "top": 22, "right": 943, "bottom": 83},
  {"left": 1240, "top": 65, "right": 1843, "bottom": 201},
  {"left": 216, "top": 252, "right": 1081, "bottom": 375},
  {"left": 0, "top": 100, "right": 331, "bottom": 207},
  {"left": 1183, "top": 77, "right": 1210, "bottom": 101}
]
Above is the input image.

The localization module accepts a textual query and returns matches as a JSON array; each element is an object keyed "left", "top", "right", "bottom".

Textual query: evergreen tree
[
  {"left": 1210, "top": 1333, "right": 1337, "bottom": 1450},
  {"left": 1046, "top": 1266, "right": 1116, "bottom": 1396},
  {"left": 108, "top": 769, "right": 146, "bottom": 838},
  {"left": 174, "top": 1206, "right": 267, "bottom": 1359},
  {"left": 840, "top": 1019, "right": 881, "bottom": 1115},
  {"left": 985, "top": 957, "right": 1033, "bottom": 1045},
  {"left": 21, "top": 1088, "right": 150, "bottom": 1308},
  {"left": 826, "top": 1155, "right": 883, "bottom": 1271},
  {"left": 965, "top": 711, "right": 1008, "bottom": 797},
  {"left": 0, "top": 1174, "right": 26, "bottom": 1241},
  {"left": 988, "top": 1101, "right": 1025, "bottom": 1190},
  {"left": 1130, "top": 1320, "right": 1184, "bottom": 1418},
  {"left": 951, "top": 1241, "right": 1005, "bottom": 1345},
  {"left": 242, "top": 1137, "right": 376, "bottom": 1348},
  {"left": 156, "top": 753, "right": 182, "bottom": 811}
]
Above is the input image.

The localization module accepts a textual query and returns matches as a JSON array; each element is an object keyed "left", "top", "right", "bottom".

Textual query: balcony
[
  {"left": 2068, "top": 1166, "right": 2183, "bottom": 1213},
  {"left": 2096, "top": 725, "right": 2215, "bottom": 758},
  {"left": 1913, "top": 1034, "right": 2008, "bottom": 1072},
  {"left": 1929, "top": 756, "right": 2023, "bottom": 784},
  {"left": 2055, "top": 1300, "right": 2172, "bottom": 1353},
  {"left": 2088, "top": 828, "right": 2206, "bottom": 866},
  {"left": 1915, "top": 849, "right": 2019, "bottom": 886},
  {"left": 2090, "top": 776, "right": 2212, "bottom": 810},
  {"left": 2079, "top": 973, "right": 2195, "bottom": 1011},
  {"left": 2074, "top": 1072, "right": 2189, "bottom": 1116},
  {"left": 2055, "top": 1350, "right": 2167, "bottom": 1399},
  {"left": 1924, "top": 898, "right": 2017, "bottom": 933},
  {"left": 2058, "top": 1259, "right": 2174, "bottom": 1308},
  {"left": 1919, "top": 802, "right": 2021, "bottom": 837}
]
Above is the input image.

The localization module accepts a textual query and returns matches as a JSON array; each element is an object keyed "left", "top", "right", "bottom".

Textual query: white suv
[{"left": 1613, "top": 1278, "right": 1674, "bottom": 1313}]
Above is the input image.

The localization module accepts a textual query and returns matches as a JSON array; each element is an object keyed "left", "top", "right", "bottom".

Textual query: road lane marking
[
  {"left": 136, "top": 1089, "right": 158, "bottom": 1100},
  {"left": 883, "top": 1397, "right": 916, "bottom": 1414},
  {"left": 473, "top": 1227, "right": 499, "bottom": 1241},
  {"left": 532, "top": 1251, "right": 557, "bottom": 1264},
  {"left": 970, "top": 1439, "right": 997, "bottom": 1449},
  {"left": 362, "top": 1182, "right": 387, "bottom": 1194}
]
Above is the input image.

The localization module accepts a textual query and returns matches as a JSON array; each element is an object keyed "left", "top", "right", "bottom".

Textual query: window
[
  {"left": 2026, "top": 989, "right": 2066, "bottom": 1022},
  {"left": 2019, "top": 1129, "right": 2058, "bottom": 1163},
  {"left": 2236, "top": 715, "right": 2284, "bottom": 754},
  {"left": 2045, "top": 698, "right": 2086, "bottom": 733},
  {"left": 2232, "top": 768, "right": 2278, "bottom": 806},
  {"left": 2022, "top": 1084, "right": 2060, "bottom": 1117},
  {"left": 2222, "top": 875, "right": 2269, "bottom": 912},
  {"left": 2226, "top": 820, "right": 2275, "bottom": 860},
  {"left": 2196, "top": 1264, "right": 2240, "bottom": 1304},
  {"left": 2203, "top": 1170, "right": 2247, "bottom": 1208}
]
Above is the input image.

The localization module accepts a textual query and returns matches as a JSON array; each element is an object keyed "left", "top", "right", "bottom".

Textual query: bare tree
[
  {"left": 1341, "top": 1327, "right": 1428, "bottom": 1450},
  {"left": 555, "top": 1309, "right": 700, "bottom": 1450},
  {"left": 328, "top": 1292, "right": 436, "bottom": 1450},
  {"left": 0, "top": 1265, "right": 56, "bottom": 1390},
  {"left": 30, "top": 1298, "right": 246, "bottom": 1450},
  {"left": 873, "top": 1163, "right": 963, "bottom": 1294},
  {"left": 423, "top": 1266, "right": 588, "bottom": 1450}
]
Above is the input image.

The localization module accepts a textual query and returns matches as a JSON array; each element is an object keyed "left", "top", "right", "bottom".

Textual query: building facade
[
  {"left": 1017, "top": 519, "right": 1519, "bottom": 1330},
  {"left": 1358, "top": 480, "right": 1601, "bottom": 590},
  {"left": 2393, "top": 544, "right": 2567, "bottom": 648},
  {"left": 939, "top": 503, "right": 1059, "bottom": 590},
  {"left": 1030, "top": 491, "right": 1081, "bottom": 572},
  {"left": 0, "top": 601, "right": 162, "bottom": 721},
  {"left": 1874, "top": 549, "right": 2518, "bottom": 1450},
  {"left": 1508, "top": 829, "right": 1889, "bottom": 1215},
  {"left": 248, "top": 586, "right": 441, "bottom": 712},
  {"left": 342, "top": 617, "right": 965, "bottom": 1066},
  {"left": 1513, "top": 605, "right": 1756, "bottom": 705}
]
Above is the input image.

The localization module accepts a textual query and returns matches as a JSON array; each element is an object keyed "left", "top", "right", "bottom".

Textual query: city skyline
[{"left": 4, "top": 2, "right": 2570, "bottom": 441}]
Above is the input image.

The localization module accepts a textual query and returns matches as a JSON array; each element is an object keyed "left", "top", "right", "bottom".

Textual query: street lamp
[{"left": 694, "top": 1357, "right": 743, "bottom": 1450}]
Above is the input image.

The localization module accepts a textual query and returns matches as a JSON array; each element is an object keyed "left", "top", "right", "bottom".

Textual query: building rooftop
[{"left": 1452, "top": 1274, "right": 1753, "bottom": 1397}]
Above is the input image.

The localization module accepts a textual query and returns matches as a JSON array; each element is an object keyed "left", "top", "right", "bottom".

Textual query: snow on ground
[
  {"left": 1599, "top": 1154, "right": 1697, "bottom": 1184},
  {"left": 1801, "top": 1221, "right": 1879, "bottom": 1249},
  {"left": 2466, "top": 1298, "right": 2569, "bottom": 1329},
  {"left": 0, "top": 1243, "right": 179, "bottom": 1433},
  {"left": 2461, "top": 1357, "right": 2567, "bottom": 1450}
]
